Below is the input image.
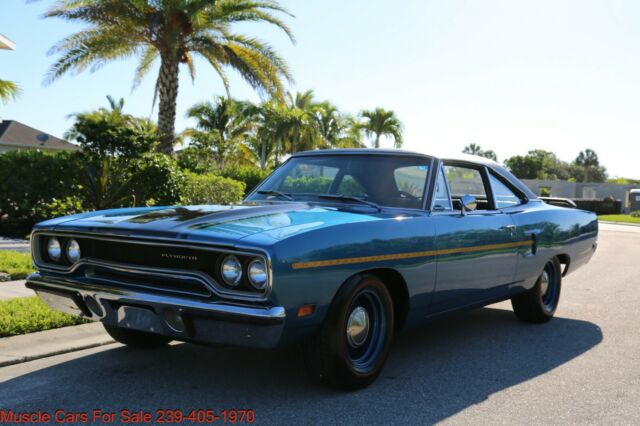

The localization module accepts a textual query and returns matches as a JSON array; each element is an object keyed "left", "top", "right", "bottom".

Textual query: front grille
[{"left": 35, "top": 233, "right": 270, "bottom": 300}]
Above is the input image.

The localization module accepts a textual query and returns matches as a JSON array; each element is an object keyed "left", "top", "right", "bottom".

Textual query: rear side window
[{"left": 489, "top": 173, "right": 523, "bottom": 209}]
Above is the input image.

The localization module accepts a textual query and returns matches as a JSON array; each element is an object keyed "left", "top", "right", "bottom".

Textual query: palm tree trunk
[
  {"left": 260, "top": 140, "right": 267, "bottom": 170},
  {"left": 157, "top": 56, "right": 179, "bottom": 154},
  {"left": 374, "top": 133, "right": 381, "bottom": 149}
]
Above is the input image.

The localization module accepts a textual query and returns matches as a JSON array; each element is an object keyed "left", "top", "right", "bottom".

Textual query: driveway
[{"left": 0, "top": 224, "right": 637, "bottom": 424}]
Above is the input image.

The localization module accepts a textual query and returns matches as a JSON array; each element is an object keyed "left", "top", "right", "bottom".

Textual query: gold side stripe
[{"left": 291, "top": 240, "right": 532, "bottom": 270}]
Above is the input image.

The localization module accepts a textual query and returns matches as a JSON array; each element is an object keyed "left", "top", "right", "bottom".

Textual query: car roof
[
  {"left": 292, "top": 148, "right": 498, "bottom": 165},
  {"left": 292, "top": 149, "right": 537, "bottom": 200}
]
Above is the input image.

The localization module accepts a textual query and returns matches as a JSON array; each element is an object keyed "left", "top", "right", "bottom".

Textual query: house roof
[
  {"left": 0, "top": 34, "right": 16, "bottom": 50},
  {"left": 0, "top": 120, "right": 78, "bottom": 151}
]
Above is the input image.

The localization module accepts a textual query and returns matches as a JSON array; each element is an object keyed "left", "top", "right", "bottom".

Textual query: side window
[
  {"left": 433, "top": 167, "right": 452, "bottom": 211},
  {"left": 337, "top": 175, "right": 367, "bottom": 197},
  {"left": 444, "top": 165, "right": 491, "bottom": 210},
  {"left": 393, "top": 165, "right": 429, "bottom": 200},
  {"left": 489, "top": 173, "right": 523, "bottom": 209}
]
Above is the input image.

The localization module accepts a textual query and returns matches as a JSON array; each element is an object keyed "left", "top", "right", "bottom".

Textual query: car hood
[{"left": 35, "top": 203, "right": 388, "bottom": 247}]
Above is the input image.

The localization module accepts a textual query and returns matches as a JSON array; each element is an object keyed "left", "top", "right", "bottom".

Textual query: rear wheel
[
  {"left": 103, "top": 324, "right": 172, "bottom": 349},
  {"left": 303, "top": 274, "right": 394, "bottom": 390},
  {"left": 511, "top": 258, "right": 562, "bottom": 323}
]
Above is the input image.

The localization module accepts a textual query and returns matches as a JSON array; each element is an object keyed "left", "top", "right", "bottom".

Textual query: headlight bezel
[
  {"left": 66, "top": 239, "right": 81, "bottom": 264},
  {"left": 220, "top": 254, "right": 243, "bottom": 287},
  {"left": 46, "top": 237, "right": 62, "bottom": 262},
  {"left": 247, "top": 258, "right": 268, "bottom": 290}
]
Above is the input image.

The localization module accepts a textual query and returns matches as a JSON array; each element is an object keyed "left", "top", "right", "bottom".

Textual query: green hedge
[
  {"left": 180, "top": 173, "right": 245, "bottom": 205},
  {"left": 0, "top": 150, "right": 83, "bottom": 224},
  {"left": 220, "top": 166, "right": 271, "bottom": 195}
]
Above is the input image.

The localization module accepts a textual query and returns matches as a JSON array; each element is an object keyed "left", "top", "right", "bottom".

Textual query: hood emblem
[{"left": 161, "top": 253, "right": 198, "bottom": 261}]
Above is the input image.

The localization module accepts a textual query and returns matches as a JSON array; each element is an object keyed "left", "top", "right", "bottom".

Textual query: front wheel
[
  {"left": 302, "top": 274, "right": 394, "bottom": 390},
  {"left": 103, "top": 324, "right": 172, "bottom": 349},
  {"left": 511, "top": 258, "right": 562, "bottom": 323}
]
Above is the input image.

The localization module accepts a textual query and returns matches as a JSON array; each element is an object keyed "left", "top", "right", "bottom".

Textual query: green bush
[
  {"left": 180, "top": 173, "right": 245, "bottom": 205},
  {"left": 0, "top": 296, "right": 88, "bottom": 337},
  {"left": 0, "top": 150, "right": 82, "bottom": 224},
  {"left": 220, "top": 166, "right": 271, "bottom": 195},
  {"left": 631, "top": 211, "right": 640, "bottom": 218}
]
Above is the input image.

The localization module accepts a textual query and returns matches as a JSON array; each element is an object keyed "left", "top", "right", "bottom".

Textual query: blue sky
[{"left": 2, "top": 0, "right": 640, "bottom": 178}]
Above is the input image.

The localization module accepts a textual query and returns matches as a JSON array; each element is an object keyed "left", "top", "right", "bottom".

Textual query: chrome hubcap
[
  {"left": 539, "top": 270, "right": 550, "bottom": 296},
  {"left": 346, "top": 306, "right": 370, "bottom": 348}
]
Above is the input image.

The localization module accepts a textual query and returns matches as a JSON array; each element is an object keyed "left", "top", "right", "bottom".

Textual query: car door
[{"left": 428, "top": 161, "right": 520, "bottom": 314}]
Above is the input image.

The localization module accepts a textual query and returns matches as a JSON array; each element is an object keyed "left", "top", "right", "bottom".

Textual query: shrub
[
  {"left": 631, "top": 211, "right": 640, "bottom": 218},
  {"left": 220, "top": 166, "right": 271, "bottom": 195},
  {"left": 180, "top": 173, "right": 245, "bottom": 205},
  {"left": 0, "top": 296, "right": 88, "bottom": 337},
  {"left": 0, "top": 150, "right": 82, "bottom": 224}
]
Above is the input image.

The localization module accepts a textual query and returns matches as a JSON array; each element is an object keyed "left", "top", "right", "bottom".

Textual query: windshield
[{"left": 246, "top": 154, "right": 433, "bottom": 209}]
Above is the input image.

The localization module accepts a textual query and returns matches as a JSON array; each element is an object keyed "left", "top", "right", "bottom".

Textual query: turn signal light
[{"left": 297, "top": 304, "right": 315, "bottom": 317}]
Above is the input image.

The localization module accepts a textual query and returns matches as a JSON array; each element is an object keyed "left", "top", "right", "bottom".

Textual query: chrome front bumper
[{"left": 26, "top": 273, "right": 286, "bottom": 348}]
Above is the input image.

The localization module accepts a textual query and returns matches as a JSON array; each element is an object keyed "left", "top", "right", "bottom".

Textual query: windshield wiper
[
  {"left": 257, "top": 190, "right": 294, "bottom": 201},
  {"left": 316, "top": 194, "right": 381, "bottom": 211}
]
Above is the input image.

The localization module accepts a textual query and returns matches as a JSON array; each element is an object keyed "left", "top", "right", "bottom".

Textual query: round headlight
[
  {"left": 47, "top": 237, "right": 62, "bottom": 262},
  {"left": 66, "top": 239, "right": 81, "bottom": 263},
  {"left": 221, "top": 255, "right": 242, "bottom": 286},
  {"left": 247, "top": 258, "right": 268, "bottom": 290}
]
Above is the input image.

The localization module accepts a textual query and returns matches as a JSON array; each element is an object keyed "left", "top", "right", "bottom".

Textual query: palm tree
[
  {"left": 360, "top": 108, "right": 403, "bottom": 148},
  {"left": 0, "top": 79, "right": 20, "bottom": 104},
  {"left": 313, "top": 102, "right": 363, "bottom": 149},
  {"left": 463, "top": 143, "right": 497, "bottom": 161},
  {"left": 185, "top": 97, "right": 254, "bottom": 169},
  {"left": 44, "top": 0, "right": 295, "bottom": 153}
]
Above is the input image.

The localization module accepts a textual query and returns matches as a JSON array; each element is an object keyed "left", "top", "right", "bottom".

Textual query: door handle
[{"left": 501, "top": 225, "right": 516, "bottom": 232}]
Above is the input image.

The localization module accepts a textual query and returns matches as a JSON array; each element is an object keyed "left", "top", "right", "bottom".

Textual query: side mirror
[{"left": 460, "top": 194, "right": 477, "bottom": 215}]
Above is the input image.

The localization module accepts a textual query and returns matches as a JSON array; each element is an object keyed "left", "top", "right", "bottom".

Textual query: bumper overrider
[{"left": 26, "top": 272, "right": 286, "bottom": 348}]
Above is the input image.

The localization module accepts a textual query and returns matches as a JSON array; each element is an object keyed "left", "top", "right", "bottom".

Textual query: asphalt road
[{"left": 1, "top": 224, "right": 638, "bottom": 425}]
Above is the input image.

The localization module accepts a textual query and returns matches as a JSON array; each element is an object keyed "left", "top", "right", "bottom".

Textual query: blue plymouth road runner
[{"left": 27, "top": 149, "right": 598, "bottom": 389}]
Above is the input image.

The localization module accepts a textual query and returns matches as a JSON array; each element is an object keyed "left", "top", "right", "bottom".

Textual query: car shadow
[{"left": 0, "top": 306, "right": 602, "bottom": 424}]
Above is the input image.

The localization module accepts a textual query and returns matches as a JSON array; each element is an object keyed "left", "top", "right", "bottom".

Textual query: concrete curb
[
  {"left": 598, "top": 220, "right": 640, "bottom": 227},
  {"left": 0, "top": 322, "right": 115, "bottom": 367}
]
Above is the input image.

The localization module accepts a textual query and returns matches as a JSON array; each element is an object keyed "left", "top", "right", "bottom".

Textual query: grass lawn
[
  {"left": 0, "top": 296, "right": 88, "bottom": 337},
  {"left": 599, "top": 214, "right": 640, "bottom": 224},
  {"left": 0, "top": 250, "right": 34, "bottom": 280}
]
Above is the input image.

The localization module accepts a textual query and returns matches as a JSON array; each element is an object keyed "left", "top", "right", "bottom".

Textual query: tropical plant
[
  {"left": 359, "top": 108, "right": 403, "bottom": 148},
  {"left": 572, "top": 149, "right": 607, "bottom": 183},
  {"left": 184, "top": 97, "right": 254, "bottom": 169},
  {"left": 66, "top": 96, "right": 160, "bottom": 158},
  {"left": 313, "top": 102, "right": 363, "bottom": 149},
  {"left": 44, "top": 0, "right": 295, "bottom": 153},
  {"left": 0, "top": 79, "right": 20, "bottom": 104},
  {"left": 462, "top": 143, "right": 497, "bottom": 161}
]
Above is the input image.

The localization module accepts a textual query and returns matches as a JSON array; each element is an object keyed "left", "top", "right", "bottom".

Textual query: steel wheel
[
  {"left": 303, "top": 274, "right": 394, "bottom": 390},
  {"left": 345, "top": 289, "right": 387, "bottom": 374},
  {"left": 511, "top": 257, "right": 562, "bottom": 323}
]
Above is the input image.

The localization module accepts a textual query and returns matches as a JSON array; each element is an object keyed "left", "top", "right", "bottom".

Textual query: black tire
[
  {"left": 302, "top": 274, "right": 394, "bottom": 390},
  {"left": 103, "top": 324, "right": 172, "bottom": 349},
  {"left": 511, "top": 258, "right": 562, "bottom": 323}
]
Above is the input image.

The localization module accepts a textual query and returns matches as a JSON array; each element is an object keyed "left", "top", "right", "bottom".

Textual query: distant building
[
  {"left": 0, "top": 120, "right": 78, "bottom": 153},
  {"left": 522, "top": 179, "right": 639, "bottom": 213}
]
